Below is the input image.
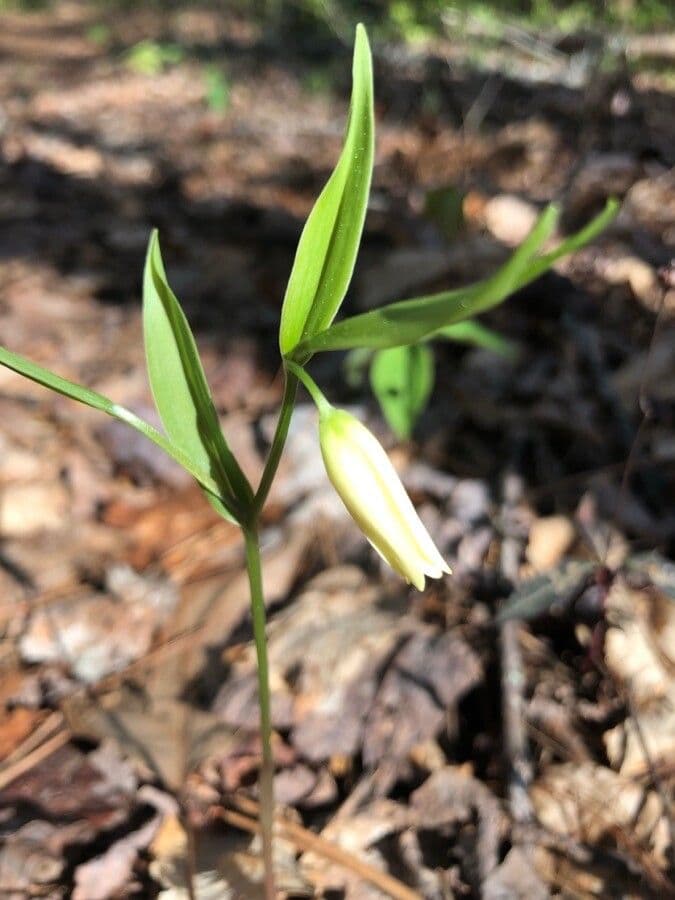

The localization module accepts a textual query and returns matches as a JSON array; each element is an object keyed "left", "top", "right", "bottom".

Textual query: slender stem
[
  {"left": 243, "top": 527, "right": 276, "bottom": 899},
  {"left": 284, "top": 360, "right": 331, "bottom": 414},
  {"left": 254, "top": 368, "right": 298, "bottom": 515}
]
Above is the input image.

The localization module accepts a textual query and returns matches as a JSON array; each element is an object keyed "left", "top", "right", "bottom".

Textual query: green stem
[
  {"left": 284, "top": 360, "right": 331, "bottom": 415},
  {"left": 243, "top": 527, "right": 276, "bottom": 900},
  {"left": 254, "top": 368, "right": 298, "bottom": 515},
  {"left": 243, "top": 360, "right": 329, "bottom": 896}
]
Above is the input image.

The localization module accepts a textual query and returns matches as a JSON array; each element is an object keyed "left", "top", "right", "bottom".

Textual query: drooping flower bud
[{"left": 319, "top": 406, "right": 450, "bottom": 590}]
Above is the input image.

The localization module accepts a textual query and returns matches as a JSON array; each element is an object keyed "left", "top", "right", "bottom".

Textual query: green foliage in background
[
  {"left": 2, "top": 0, "right": 670, "bottom": 33},
  {"left": 370, "top": 345, "right": 435, "bottom": 440},
  {"left": 203, "top": 65, "right": 231, "bottom": 112},
  {"left": 346, "top": 320, "right": 518, "bottom": 440},
  {"left": 124, "top": 38, "right": 184, "bottom": 75}
]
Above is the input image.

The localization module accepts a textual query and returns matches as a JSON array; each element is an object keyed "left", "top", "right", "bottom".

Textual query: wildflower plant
[{"left": 0, "top": 24, "right": 617, "bottom": 898}]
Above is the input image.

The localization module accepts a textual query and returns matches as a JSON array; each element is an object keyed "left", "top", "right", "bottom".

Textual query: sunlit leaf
[
  {"left": 297, "top": 199, "right": 618, "bottom": 355},
  {"left": 370, "top": 344, "right": 434, "bottom": 439},
  {"left": 526, "top": 198, "right": 619, "bottom": 278},
  {"left": 279, "top": 23, "right": 374, "bottom": 355},
  {"left": 0, "top": 345, "right": 224, "bottom": 500},
  {"left": 296, "top": 203, "right": 557, "bottom": 354},
  {"left": 143, "top": 231, "right": 252, "bottom": 522}
]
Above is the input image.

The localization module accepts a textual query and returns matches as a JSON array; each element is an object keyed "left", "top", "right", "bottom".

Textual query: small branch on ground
[
  {"left": 499, "top": 472, "right": 536, "bottom": 833},
  {"left": 219, "top": 794, "right": 422, "bottom": 900}
]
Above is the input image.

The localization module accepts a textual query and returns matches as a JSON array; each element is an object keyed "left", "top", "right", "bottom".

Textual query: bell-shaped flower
[{"left": 319, "top": 406, "right": 450, "bottom": 590}]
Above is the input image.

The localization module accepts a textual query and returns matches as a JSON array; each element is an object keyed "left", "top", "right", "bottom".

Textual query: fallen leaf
[
  {"left": 73, "top": 812, "right": 161, "bottom": 900},
  {"left": 17, "top": 564, "right": 178, "bottom": 685},
  {"left": 531, "top": 762, "right": 671, "bottom": 872},
  {"left": 482, "top": 847, "right": 548, "bottom": 900},
  {"left": 0, "top": 742, "right": 134, "bottom": 830},
  {"left": 0, "top": 481, "right": 70, "bottom": 537},
  {"left": 363, "top": 631, "right": 482, "bottom": 780},
  {"left": 526, "top": 516, "right": 576, "bottom": 571}
]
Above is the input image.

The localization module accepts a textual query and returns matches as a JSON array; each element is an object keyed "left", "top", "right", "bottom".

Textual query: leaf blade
[
  {"left": 279, "top": 23, "right": 374, "bottom": 355},
  {"left": 296, "top": 203, "right": 559, "bottom": 354},
  {"left": 297, "top": 200, "right": 617, "bottom": 355},
  {"left": 370, "top": 344, "right": 435, "bottom": 439},
  {"left": 143, "top": 231, "right": 252, "bottom": 519},
  {"left": 0, "top": 345, "right": 225, "bottom": 501}
]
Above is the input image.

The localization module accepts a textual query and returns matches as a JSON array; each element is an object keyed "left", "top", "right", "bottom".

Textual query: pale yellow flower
[{"left": 319, "top": 406, "right": 450, "bottom": 590}]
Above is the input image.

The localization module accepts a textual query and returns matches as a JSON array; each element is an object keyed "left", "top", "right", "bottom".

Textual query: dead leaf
[
  {"left": 264, "top": 567, "right": 409, "bottom": 762},
  {"left": 482, "top": 847, "right": 548, "bottom": 900},
  {"left": 300, "top": 799, "right": 412, "bottom": 899},
  {"left": 0, "top": 820, "right": 78, "bottom": 893},
  {"left": 0, "top": 741, "right": 134, "bottom": 830},
  {"left": 150, "top": 816, "right": 309, "bottom": 899},
  {"left": 19, "top": 568, "right": 177, "bottom": 683},
  {"left": 531, "top": 762, "right": 671, "bottom": 872},
  {"left": 64, "top": 688, "right": 237, "bottom": 791},
  {"left": 363, "top": 631, "right": 482, "bottom": 780},
  {"left": 604, "top": 578, "right": 675, "bottom": 776},
  {"left": 73, "top": 812, "right": 161, "bottom": 900},
  {"left": 526, "top": 516, "right": 576, "bottom": 571},
  {"left": 411, "top": 766, "right": 506, "bottom": 882},
  {"left": 0, "top": 481, "right": 70, "bottom": 537}
]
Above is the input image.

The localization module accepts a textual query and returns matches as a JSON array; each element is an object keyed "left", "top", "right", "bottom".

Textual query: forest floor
[{"left": 0, "top": 2, "right": 674, "bottom": 897}]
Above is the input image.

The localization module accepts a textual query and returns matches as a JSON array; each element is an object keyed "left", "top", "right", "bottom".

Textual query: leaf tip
[
  {"left": 605, "top": 196, "right": 621, "bottom": 216},
  {"left": 354, "top": 22, "right": 372, "bottom": 70}
]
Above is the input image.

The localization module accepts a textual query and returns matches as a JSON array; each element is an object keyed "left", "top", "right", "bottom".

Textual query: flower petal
[{"left": 319, "top": 407, "right": 449, "bottom": 590}]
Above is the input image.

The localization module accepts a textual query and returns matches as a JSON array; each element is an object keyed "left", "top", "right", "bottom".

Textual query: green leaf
[
  {"left": 436, "top": 320, "right": 519, "bottom": 358},
  {"left": 279, "top": 23, "right": 374, "bottom": 355},
  {"left": 370, "top": 344, "right": 434, "bottom": 440},
  {"left": 143, "top": 231, "right": 253, "bottom": 522},
  {"left": 297, "top": 199, "right": 619, "bottom": 355},
  {"left": 204, "top": 65, "right": 230, "bottom": 113},
  {"left": 0, "top": 345, "right": 224, "bottom": 501},
  {"left": 297, "top": 203, "right": 557, "bottom": 354},
  {"left": 525, "top": 197, "right": 619, "bottom": 278}
]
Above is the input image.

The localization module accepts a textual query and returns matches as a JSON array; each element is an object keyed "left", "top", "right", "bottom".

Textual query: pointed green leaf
[
  {"left": 0, "top": 345, "right": 225, "bottom": 500},
  {"left": 370, "top": 344, "right": 434, "bottom": 440},
  {"left": 297, "top": 199, "right": 618, "bottom": 355},
  {"left": 525, "top": 197, "right": 619, "bottom": 279},
  {"left": 143, "top": 231, "right": 253, "bottom": 521},
  {"left": 296, "top": 203, "right": 558, "bottom": 355},
  {"left": 279, "top": 23, "right": 374, "bottom": 355}
]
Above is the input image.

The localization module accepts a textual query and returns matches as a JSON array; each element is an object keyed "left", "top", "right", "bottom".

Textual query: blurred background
[{"left": 0, "top": 1, "right": 673, "bottom": 897}]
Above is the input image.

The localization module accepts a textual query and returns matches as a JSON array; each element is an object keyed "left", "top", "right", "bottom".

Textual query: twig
[
  {"left": 498, "top": 472, "right": 536, "bottom": 831},
  {"left": 0, "top": 728, "right": 70, "bottom": 791},
  {"left": 0, "top": 709, "right": 64, "bottom": 767},
  {"left": 224, "top": 795, "right": 422, "bottom": 900}
]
